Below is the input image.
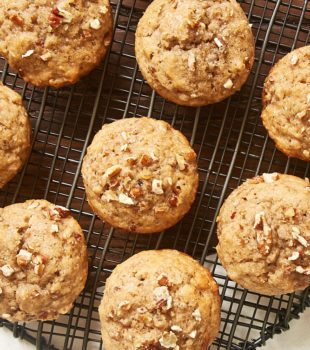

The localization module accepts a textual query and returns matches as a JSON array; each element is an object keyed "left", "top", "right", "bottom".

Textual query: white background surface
[{"left": 0, "top": 307, "right": 310, "bottom": 349}]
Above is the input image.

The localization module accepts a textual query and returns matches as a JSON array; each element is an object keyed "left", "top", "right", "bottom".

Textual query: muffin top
[
  {"left": 82, "top": 117, "right": 199, "bottom": 233},
  {"left": 0, "top": 0, "right": 113, "bottom": 87},
  {"left": 217, "top": 173, "right": 310, "bottom": 295},
  {"left": 0, "top": 82, "right": 32, "bottom": 188},
  {"left": 0, "top": 199, "right": 88, "bottom": 322},
  {"left": 99, "top": 249, "right": 221, "bottom": 350}
]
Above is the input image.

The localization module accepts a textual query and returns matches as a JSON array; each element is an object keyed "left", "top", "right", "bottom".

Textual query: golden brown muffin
[
  {"left": 217, "top": 173, "right": 310, "bottom": 295},
  {"left": 82, "top": 117, "right": 199, "bottom": 233},
  {"left": 0, "top": 83, "right": 32, "bottom": 188},
  {"left": 0, "top": 199, "right": 88, "bottom": 322},
  {"left": 135, "top": 0, "right": 254, "bottom": 106},
  {"left": 0, "top": 0, "right": 113, "bottom": 87},
  {"left": 99, "top": 249, "right": 221, "bottom": 349}
]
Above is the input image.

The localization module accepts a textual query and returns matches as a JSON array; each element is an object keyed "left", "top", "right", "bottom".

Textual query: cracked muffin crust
[
  {"left": 99, "top": 249, "right": 221, "bottom": 350},
  {"left": 0, "top": 83, "right": 32, "bottom": 189},
  {"left": 81, "top": 117, "right": 199, "bottom": 234},
  {"left": 0, "top": 0, "right": 113, "bottom": 87},
  {"left": 0, "top": 199, "right": 88, "bottom": 322},
  {"left": 261, "top": 45, "right": 310, "bottom": 161},
  {"left": 216, "top": 173, "right": 310, "bottom": 295},
  {"left": 135, "top": 0, "right": 254, "bottom": 107}
]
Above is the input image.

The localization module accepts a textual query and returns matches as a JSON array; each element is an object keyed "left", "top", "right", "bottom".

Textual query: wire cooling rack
[{"left": 0, "top": 0, "right": 310, "bottom": 349}]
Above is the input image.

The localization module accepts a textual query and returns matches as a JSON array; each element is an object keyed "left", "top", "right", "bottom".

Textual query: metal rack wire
[{"left": 0, "top": 0, "right": 309, "bottom": 349}]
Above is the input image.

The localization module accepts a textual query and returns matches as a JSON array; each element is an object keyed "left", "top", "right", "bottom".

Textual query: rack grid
[{"left": 0, "top": 0, "right": 310, "bottom": 349}]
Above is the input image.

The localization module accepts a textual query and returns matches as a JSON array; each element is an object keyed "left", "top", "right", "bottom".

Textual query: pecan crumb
[
  {"left": 292, "top": 227, "right": 308, "bottom": 247},
  {"left": 49, "top": 7, "right": 63, "bottom": 28},
  {"left": 214, "top": 37, "right": 225, "bottom": 48},
  {"left": 189, "top": 330, "right": 197, "bottom": 339},
  {"left": 90, "top": 18, "right": 101, "bottom": 30},
  {"left": 159, "top": 331, "right": 177, "bottom": 348},
  {"left": 231, "top": 212, "right": 236, "bottom": 219},
  {"left": 224, "top": 79, "right": 233, "bottom": 89},
  {"left": 16, "top": 249, "right": 32, "bottom": 266},
  {"left": 290, "top": 54, "right": 298, "bottom": 65},
  {"left": 55, "top": 206, "right": 70, "bottom": 218},
  {"left": 22, "top": 49, "right": 34, "bottom": 58},
  {"left": 141, "top": 154, "right": 153, "bottom": 166},
  {"left": 253, "top": 212, "right": 272, "bottom": 255},
  {"left": 131, "top": 187, "right": 143, "bottom": 197},
  {"left": 262, "top": 173, "right": 279, "bottom": 183},
  {"left": 284, "top": 207, "right": 295, "bottom": 218},
  {"left": 192, "top": 308, "right": 201, "bottom": 322},
  {"left": 296, "top": 266, "right": 310, "bottom": 275},
  {"left": 152, "top": 179, "right": 164, "bottom": 195},
  {"left": 288, "top": 251, "right": 299, "bottom": 261},
  {"left": 105, "top": 165, "right": 122, "bottom": 178},
  {"left": 126, "top": 157, "right": 137, "bottom": 166},
  {"left": 157, "top": 274, "right": 169, "bottom": 286},
  {"left": 0, "top": 265, "right": 14, "bottom": 277},
  {"left": 74, "top": 232, "right": 82, "bottom": 241},
  {"left": 81, "top": 30, "right": 91, "bottom": 39},
  {"left": 168, "top": 195, "right": 178, "bottom": 207},
  {"left": 11, "top": 14, "right": 24, "bottom": 26},
  {"left": 176, "top": 155, "right": 186, "bottom": 170},
  {"left": 119, "top": 193, "right": 134, "bottom": 205}
]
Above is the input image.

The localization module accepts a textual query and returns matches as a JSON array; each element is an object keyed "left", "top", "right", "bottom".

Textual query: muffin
[
  {"left": 0, "top": 0, "right": 113, "bottom": 87},
  {"left": 216, "top": 173, "right": 310, "bottom": 295},
  {"left": 99, "top": 249, "right": 221, "bottom": 350},
  {"left": 0, "top": 199, "right": 88, "bottom": 322},
  {"left": 261, "top": 45, "right": 310, "bottom": 161},
  {"left": 81, "top": 117, "right": 199, "bottom": 233},
  {"left": 0, "top": 82, "right": 32, "bottom": 188},
  {"left": 135, "top": 0, "right": 255, "bottom": 106}
]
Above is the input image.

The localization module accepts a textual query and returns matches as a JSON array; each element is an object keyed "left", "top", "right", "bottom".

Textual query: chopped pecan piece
[
  {"left": 159, "top": 331, "right": 177, "bottom": 348},
  {"left": 16, "top": 249, "right": 32, "bottom": 266},
  {"left": 157, "top": 274, "right": 169, "bottom": 286},
  {"left": 11, "top": 14, "right": 24, "bottom": 26},
  {"left": 54, "top": 206, "right": 70, "bottom": 218},
  {"left": 253, "top": 212, "right": 272, "bottom": 255},
  {"left": 0, "top": 265, "right": 14, "bottom": 277},
  {"left": 141, "top": 154, "right": 153, "bottom": 166},
  {"left": 168, "top": 195, "right": 178, "bottom": 207},
  {"left": 131, "top": 187, "right": 143, "bottom": 197},
  {"left": 49, "top": 7, "right": 63, "bottom": 28},
  {"left": 74, "top": 232, "right": 82, "bottom": 241}
]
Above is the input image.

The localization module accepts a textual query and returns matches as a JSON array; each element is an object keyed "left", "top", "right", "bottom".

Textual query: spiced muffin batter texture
[
  {"left": 261, "top": 45, "right": 310, "bottom": 161},
  {"left": 82, "top": 117, "right": 199, "bottom": 233},
  {"left": 99, "top": 249, "right": 221, "bottom": 350},
  {"left": 0, "top": 0, "right": 113, "bottom": 87},
  {"left": 0, "top": 200, "right": 88, "bottom": 322},
  {"left": 217, "top": 173, "right": 310, "bottom": 295},
  {"left": 0, "top": 83, "right": 32, "bottom": 189},
  {"left": 135, "top": 0, "right": 254, "bottom": 106}
]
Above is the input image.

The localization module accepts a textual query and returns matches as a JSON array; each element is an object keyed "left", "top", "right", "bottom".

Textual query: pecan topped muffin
[
  {"left": 99, "top": 250, "right": 221, "bottom": 349},
  {"left": 261, "top": 45, "right": 310, "bottom": 161},
  {"left": 0, "top": 83, "right": 32, "bottom": 188},
  {"left": 81, "top": 117, "right": 199, "bottom": 233},
  {"left": 0, "top": 0, "right": 113, "bottom": 87},
  {"left": 0, "top": 199, "right": 88, "bottom": 322},
  {"left": 217, "top": 173, "right": 310, "bottom": 295},
  {"left": 135, "top": 0, "right": 254, "bottom": 106}
]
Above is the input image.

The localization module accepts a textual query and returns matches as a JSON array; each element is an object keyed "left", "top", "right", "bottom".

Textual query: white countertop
[{"left": 1, "top": 307, "right": 309, "bottom": 349}]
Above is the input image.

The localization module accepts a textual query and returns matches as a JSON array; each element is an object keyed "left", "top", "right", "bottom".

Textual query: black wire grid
[{"left": 0, "top": 0, "right": 309, "bottom": 349}]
